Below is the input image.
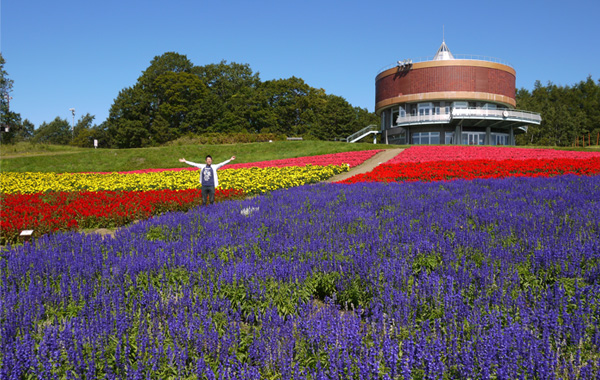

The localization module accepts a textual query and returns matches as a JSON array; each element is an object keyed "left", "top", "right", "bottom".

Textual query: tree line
[
  {"left": 515, "top": 77, "right": 600, "bottom": 146},
  {"left": 0, "top": 52, "right": 378, "bottom": 148},
  {"left": 2, "top": 52, "right": 599, "bottom": 147}
]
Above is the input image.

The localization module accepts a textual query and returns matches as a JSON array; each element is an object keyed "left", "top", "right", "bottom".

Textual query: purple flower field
[{"left": 2, "top": 175, "right": 599, "bottom": 379}]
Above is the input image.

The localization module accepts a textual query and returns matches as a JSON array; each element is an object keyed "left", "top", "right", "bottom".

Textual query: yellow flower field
[{"left": 0, "top": 164, "right": 348, "bottom": 195}]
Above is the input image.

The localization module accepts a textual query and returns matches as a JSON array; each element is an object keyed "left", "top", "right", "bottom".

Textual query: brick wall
[{"left": 376, "top": 66, "right": 516, "bottom": 104}]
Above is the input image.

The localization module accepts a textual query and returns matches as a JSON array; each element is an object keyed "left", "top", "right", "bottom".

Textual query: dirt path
[{"left": 324, "top": 148, "right": 404, "bottom": 183}]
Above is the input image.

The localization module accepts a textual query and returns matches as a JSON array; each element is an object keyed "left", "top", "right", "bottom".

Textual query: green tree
[
  {"left": 33, "top": 117, "right": 72, "bottom": 145},
  {"left": 106, "top": 86, "right": 152, "bottom": 148},
  {"left": 71, "top": 113, "right": 97, "bottom": 147},
  {"left": 516, "top": 77, "right": 600, "bottom": 146},
  {"left": 0, "top": 53, "right": 21, "bottom": 144},
  {"left": 17, "top": 119, "right": 35, "bottom": 141},
  {"left": 105, "top": 52, "right": 381, "bottom": 147},
  {"left": 107, "top": 52, "right": 213, "bottom": 147}
]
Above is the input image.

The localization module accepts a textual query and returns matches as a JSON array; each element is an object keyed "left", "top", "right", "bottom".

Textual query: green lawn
[{"left": 0, "top": 141, "right": 397, "bottom": 173}]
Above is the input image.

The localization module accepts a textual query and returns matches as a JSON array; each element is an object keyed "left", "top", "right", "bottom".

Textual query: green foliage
[
  {"left": 32, "top": 117, "right": 72, "bottom": 145},
  {"left": 105, "top": 53, "right": 379, "bottom": 148},
  {"left": 0, "top": 53, "right": 24, "bottom": 145},
  {"left": 516, "top": 77, "right": 600, "bottom": 147}
]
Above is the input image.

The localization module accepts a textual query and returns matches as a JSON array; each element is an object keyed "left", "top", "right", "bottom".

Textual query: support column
[
  {"left": 486, "top": 126, "right": 491, "bottom": 145},
  {"left": 455, "top": 124, "right": 461, "bottom": 145},
  {"left": 510, "top": 126, "right": 515, "bottom": 145}
]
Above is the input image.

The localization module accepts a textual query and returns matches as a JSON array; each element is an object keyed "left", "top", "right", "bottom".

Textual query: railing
[
  {"left": 378, "top": 54, "right": 513, "bottom": 74},
  {"left": 395, "top": 107, "right": 541, "bottom": 126},
  {"left": 395, "top": 114, "right": 451, "bottom": 126},
  {"left": 451, "top": 108, "right": 542, "bottom": 124},
  {"left": 346, "top": 124, "right": 379, "bottom": 143}
]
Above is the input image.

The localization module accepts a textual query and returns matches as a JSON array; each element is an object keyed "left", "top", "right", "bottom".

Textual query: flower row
[
  {"left": 0, "top": 188, "right": 244, "bottom": 244},
  {"left": 339, "top": 157, "right": 600, "bottom": 184},
  {"left": 92, "top": 150, "right": 381, "bottom": 174},
  {"left": 2, "top": 177, "right": 599, "bottom": 378},
  {"left": 388, "top": 145, "right": 600, "bottom": 163},
  {"left": 0, "top": 164, "right": 349, "bottom": 195}
]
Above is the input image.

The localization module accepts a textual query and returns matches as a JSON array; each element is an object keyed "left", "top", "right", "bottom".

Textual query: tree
[
  {"left": 106, "top": 86, "right": 152, "bottom": 148},
  {"left": 33, "top": 117, "right": 72, "bottom": 145},
  {"left": 0, "top": 53, "right": 20, "bottom": 144},
  {"left": 71, "top": 113, "right": 97, "bottom": 147},
  {"left": 105, "top": 52, "right": 381, "bottom": 147},
  {"left": 516, "top": 77, "right": 600, "bottom": 146},
  {"left": 18, "top": 119, "right": 35, "bottom": 141},
  {"left": 107, "top": 53, "right": 212, "bottom": 147}
]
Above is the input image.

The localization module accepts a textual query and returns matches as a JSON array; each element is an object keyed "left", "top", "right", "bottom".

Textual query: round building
[{"left": 374, "top": 41, "right": 541, "bottom": 145}]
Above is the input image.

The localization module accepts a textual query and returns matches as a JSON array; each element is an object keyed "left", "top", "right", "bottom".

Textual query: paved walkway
[{"left": 324, "top": 148, "right": 404, "bottom": 183}]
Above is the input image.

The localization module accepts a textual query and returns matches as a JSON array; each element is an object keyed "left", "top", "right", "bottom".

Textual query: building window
[
  {"left": 491, "top": 132, "right": 509, "bottom": 145},
  {"left": 462, "top": 132, "right": 485, "bottom": 145},
  {"left": 453, "top": 101, "right": 468, "bottom": 109},
  {"left": 391, "top": 108, "right": 398, "bottom": 126},
  {"left": 418, "top": 102, "right": 433, "bottom": 116},
  {"left": 413, "top": 132, "right": 440, "bottom": 145},
  {"left": 445, "top": 132, "right": 454, "bottom": 144}
]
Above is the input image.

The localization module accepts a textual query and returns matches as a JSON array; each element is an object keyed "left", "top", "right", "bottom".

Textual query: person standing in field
[{"left": 179, "top": 155, "right": 236, "bottom": 205}]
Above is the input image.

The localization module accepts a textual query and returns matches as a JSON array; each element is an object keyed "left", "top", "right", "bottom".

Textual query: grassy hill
[{"left": 0, "top": 141, "right": 397, "bottom": 173}]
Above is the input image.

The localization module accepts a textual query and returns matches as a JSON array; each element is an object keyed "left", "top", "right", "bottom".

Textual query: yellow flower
[{"left": 0, "top": 164, "right": 349, "bottom": 195}]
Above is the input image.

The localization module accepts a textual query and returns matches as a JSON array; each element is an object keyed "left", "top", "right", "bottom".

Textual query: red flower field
[
  {"left": 0, "top": 188, "right": 244, "bottom": 244},
  {"left": 387, "top": 145, "right": 600, "bottom": 164}
]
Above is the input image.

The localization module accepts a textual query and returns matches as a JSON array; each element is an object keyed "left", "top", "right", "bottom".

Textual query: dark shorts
[{"left": 201, "top": 185, "right": 215, "bottom": 204}]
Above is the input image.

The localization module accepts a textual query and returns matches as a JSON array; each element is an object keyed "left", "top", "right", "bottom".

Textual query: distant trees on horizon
[{"left": 1, "top": 52, "right": 599, "bottom": 148}]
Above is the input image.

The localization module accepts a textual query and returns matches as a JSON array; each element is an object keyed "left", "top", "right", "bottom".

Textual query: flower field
[
  {"left": 88, "top": 150, "right": 381, "bottom": 175},
  {"left": 1, "top": 146, "right": 600, "bottom": 379},
  {"left": 0, "top": 188, "right": 245, "bottom": 243},
  {"left": 386, "top": 145, "right": 600, "bottom": 163},
  {"left": 0, "top": 165, "right": 348, "bottom": 195},
  {"left": 339, "top": 157, "right": 600, "bottom": 184},
  {"left": 340, "top": 146, "right": 600, "bottom": 184},
  {"left": 0, "top": 157, "right": 351, "bottom": 244}
]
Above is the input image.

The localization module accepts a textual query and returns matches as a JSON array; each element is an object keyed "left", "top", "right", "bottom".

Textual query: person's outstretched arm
[
  {"left": 214, "top": 156, "right": 236, "bottom": 169},
  {"left": 179, "top": 158, "right": 204, "bottom": 168}
]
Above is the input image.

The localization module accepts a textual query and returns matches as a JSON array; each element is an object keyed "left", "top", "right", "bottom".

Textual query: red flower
[{"left": 0, "top": 188, "right": 244, "bottom": 244}]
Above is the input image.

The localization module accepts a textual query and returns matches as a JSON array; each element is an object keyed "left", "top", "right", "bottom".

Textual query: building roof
[{"left": 433, "top": 41, "right": 454, "bottom": 61}]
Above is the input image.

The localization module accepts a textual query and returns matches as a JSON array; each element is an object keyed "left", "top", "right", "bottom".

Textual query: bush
[{"left": 167, "top": 132, "right": 285, "bottom": 146}]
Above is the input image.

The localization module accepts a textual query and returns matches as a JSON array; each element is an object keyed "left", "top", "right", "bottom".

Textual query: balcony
[{"left": 395, "top": 107, "right": 541, "bottom": 128}]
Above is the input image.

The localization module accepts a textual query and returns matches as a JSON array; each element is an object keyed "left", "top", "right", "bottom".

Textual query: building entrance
[{"left": 462, "top": 132, "right": 485, "bottom": 145}]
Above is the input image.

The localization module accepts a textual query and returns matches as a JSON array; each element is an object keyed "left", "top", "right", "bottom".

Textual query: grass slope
[{"left": 0, "top": 141, "right": 395, "bottom": 173}]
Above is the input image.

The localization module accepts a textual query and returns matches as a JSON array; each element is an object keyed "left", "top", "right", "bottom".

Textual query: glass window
[
  {"left": 491, "top": 133, "right": 509, "bottom": 145},
  {"left": 445, "top": 132, "right": 454, "bottom": 144},
  {"left": 462, "top": 132, "right": 486, "bottom": 145},
  {"left": 391, "top": 108, "right": 398, "bottom": 126},
  {"left": 412, "top": 132, "right": 440, "bottom": 145},
  {"left": 453, "top": 101, "right": 468, "bottom": 109},
  {"left": 418, "top": 102, "right": 433, "bottom": 116}
]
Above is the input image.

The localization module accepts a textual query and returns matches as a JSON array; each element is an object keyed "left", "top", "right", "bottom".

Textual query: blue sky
[{"left": 2, "top": 0, "right": 599, "bottom": 128}]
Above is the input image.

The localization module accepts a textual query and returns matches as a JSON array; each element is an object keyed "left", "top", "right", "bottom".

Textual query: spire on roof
[{"left": 433, "top": 41, "right": 454, "bottom": 61}]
